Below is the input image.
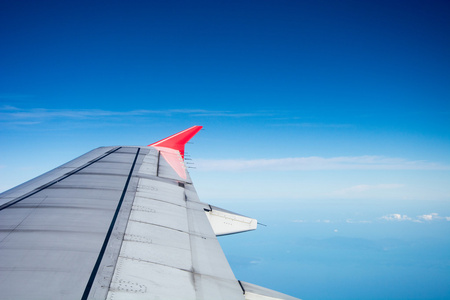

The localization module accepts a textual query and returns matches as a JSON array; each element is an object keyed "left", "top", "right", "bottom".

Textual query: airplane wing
[{"left": 0, "top": 126, "right": 300, "bottom": 300}]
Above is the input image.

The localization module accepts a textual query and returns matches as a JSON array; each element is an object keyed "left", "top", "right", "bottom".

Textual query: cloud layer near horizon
[
  {"left": 292, "top": 212, "right": 450, "bottom": 224},
  {"left": 0, "top": 106, "right": 268, "bottom": 123},
  {"left": 195, "top": 156, "right": 449, "bottom": 171}
]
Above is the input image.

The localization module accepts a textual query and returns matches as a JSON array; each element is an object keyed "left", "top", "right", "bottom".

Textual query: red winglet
[{"left": 148, "top": 125, "right": 202, "bottom": 160}]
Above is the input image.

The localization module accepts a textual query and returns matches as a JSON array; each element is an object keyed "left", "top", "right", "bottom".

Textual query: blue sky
[{"left": 1, "top": 1, "right": 449, "bottom": 299}]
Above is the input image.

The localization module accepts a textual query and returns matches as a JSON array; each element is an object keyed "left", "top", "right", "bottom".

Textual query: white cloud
[
  {"left": 381, "top": 213, "right": 450, "bottom": 222},
  {"left": 195, "top": 156, "right": 449, "bottom": 171},
  {"left": 418, "top": 213, "right": 442, "bottom": 221},
  {"left": 381, "top": 214, "right": 412, "bottom": 221}
]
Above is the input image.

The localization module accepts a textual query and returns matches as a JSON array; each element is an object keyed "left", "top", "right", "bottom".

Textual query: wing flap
[
  {"left": 240, "top": 281, "right": 301, "bottom": 300},
  {"left": 205, "top": 205, "right": 258, "bottom": 236}
]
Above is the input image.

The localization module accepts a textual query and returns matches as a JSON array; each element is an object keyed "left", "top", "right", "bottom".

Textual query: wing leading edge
[{"left": 0, "top": 126, "right": 300, "bottom": 300}]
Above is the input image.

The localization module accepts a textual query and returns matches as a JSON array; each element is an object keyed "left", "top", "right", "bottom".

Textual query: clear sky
[{"left": 1, "top": 1, "right": 449, "bottom": 299}]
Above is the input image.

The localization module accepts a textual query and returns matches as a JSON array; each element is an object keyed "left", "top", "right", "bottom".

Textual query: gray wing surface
[{"left": 0, "top": 127, "right": 301, "bottom": 300}]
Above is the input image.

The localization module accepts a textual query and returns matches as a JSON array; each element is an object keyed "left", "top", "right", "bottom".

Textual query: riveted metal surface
[
  {"left": 136, "top": 178, "right": 185, "bottom": 206},
  {"left": 156, "top": 149, "right": 193, "bottom": 183},
  {"left": 0, "top": 147, "right": 119, "bottom": 206},
  {"left": 108, "top": 257, "right": 197, "bottom": 300},
  {"left": 106, "top": 149, "right": 245, "bottom": 300},
  {"left": 137, "top": 147, "right": 159, "bottom": 176},
  {"left": 0, "top": 147, "right": 141, "bottom": 300}
]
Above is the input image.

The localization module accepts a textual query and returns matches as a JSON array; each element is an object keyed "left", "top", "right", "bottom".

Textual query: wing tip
[
  {"left": 148, "top": 125, "right": 202, "bottom": 146},
  {"left": 148, "top": 125, "right": 203, "bottom": 159}
]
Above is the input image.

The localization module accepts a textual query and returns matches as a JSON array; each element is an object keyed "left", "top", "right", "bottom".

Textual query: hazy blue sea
[{"left": 216, "top": 199, "right": 450, "bottom": 300}]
